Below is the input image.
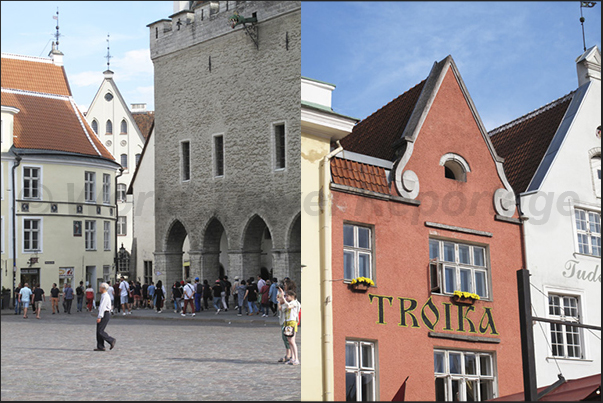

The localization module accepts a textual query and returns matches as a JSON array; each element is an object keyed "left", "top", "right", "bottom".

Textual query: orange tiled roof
[
  {"left": 1, "top": 54, "right": 115, "bottom": 160},
  {"left": 132, "top": 111, "right": 155, "bottom": 140},
  {"left": 1, "top": 55, "right": 71, "bottom": 96},
  {"left": 489, "top": 93, "right": 574, "bottom": 194},
  {"left": 331, "top": 157, "right": 390, "bottom": 195},
  {"left": 338, "top": 80, "right": 426, "bottom": 162}
]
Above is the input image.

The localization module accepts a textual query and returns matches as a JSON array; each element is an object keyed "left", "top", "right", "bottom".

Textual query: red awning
[{"left": 491, "top": 373, "right": 601, "bottom": 401}]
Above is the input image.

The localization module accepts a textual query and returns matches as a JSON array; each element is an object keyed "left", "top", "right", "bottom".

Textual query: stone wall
[{"left": 151, "top": 1, "right": 301, "bottom": 290}]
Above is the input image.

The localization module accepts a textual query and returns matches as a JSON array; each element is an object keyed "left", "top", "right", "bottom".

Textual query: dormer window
[{"left": 440, "top": 153, "right": 470, "bottom": 182}]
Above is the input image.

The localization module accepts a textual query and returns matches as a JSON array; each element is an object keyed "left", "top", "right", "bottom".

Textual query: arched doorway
[
  {"left": 242, "top": 215, "right": 272, "bottom": 282},
  {"left": 202, "top": 218, "right": 228, "bottom": 283},
  {"left": 288, "top": 213, "right": 301, "bottom": 294},
  {"left": 162, "top": 219, "right": 188, "bottom": 288}
]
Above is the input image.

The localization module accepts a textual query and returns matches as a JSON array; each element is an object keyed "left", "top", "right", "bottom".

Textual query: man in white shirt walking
[
  {"left": 94, "top": 283, "right": 116, "bottom": 352},
  {"left": 181, "top": 279, "right": 196, "bottom": 317}
]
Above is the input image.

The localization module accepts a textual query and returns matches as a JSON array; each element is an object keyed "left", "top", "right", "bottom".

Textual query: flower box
[
  {"left": 451, "top": 291, "right": 480, "bottom": 305},
  {"left": 350, "top": 282, "right": 370, "bottom": 292}
]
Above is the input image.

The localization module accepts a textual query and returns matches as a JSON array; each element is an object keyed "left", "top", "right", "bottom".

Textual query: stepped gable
[
  {"left": 331, "top": 157, "right": 390, "bottom": 195},
  {"left": 1, "top": 53, "right": 114, "bottom": 160},
  {"left": 339, "top": 80, "right": 426, "bottom": 162},
  {"left": 489, "top": 92, "right": 574, "bottom": 194}
]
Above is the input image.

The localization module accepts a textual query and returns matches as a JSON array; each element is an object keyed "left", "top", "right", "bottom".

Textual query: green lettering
[
  {"left": 457, "top": 305, "right": 476, "bottom": 333},
  {"left": 369, "top": 294, "right": 393, "bottom": 325},
  {"left": 421, "top": 297, "right": 440, "bottom": 330},
  {"left": 442, "top": 302, "right": 453, "bottom": 331},
  {"left": 398, "top": 297, "right": 420, "bottom": 328},
  {"left": 479, "top": 307, "right": 499, "bottom": 335}
]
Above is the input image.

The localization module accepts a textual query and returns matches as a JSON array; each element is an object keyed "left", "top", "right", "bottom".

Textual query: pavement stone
[{"left": 0, "top": 304, "right": 301, "bottom": 401}]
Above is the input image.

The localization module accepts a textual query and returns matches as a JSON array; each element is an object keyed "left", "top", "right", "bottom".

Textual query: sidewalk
[{"left": 0, "top": 302, "right": 281, "bottom": 326}]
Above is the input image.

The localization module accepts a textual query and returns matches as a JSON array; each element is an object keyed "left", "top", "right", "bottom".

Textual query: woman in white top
[{"left": 278, "top": 287, "right": 300, "bottom": 365}]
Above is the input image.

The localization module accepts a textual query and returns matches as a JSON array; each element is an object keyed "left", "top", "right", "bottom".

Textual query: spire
[
  {"left": 48, "top": 7, "right": 64, "bottom": 66},
  {"left": 579, "top": 2, "right": 597, "bottom": 52},
  {"left": 105, "top": 33, "right": 113, "bottom": 72}
]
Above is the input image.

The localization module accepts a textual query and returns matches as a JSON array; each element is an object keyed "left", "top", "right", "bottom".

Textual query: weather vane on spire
[
  {"left": 579, "top": 1, "right": 597, "bottom": 52},
  {"left": 105, "top": 34, "right": 113, "bottom": 70},
  {"left": 52, "top": 7, "right": 61, "bottom": 49}
]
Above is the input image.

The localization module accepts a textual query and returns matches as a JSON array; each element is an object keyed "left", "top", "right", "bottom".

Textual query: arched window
[
  {"left": 121, "top": 153, "right": 128, "bottom": 169},
  {"left": 135, "top": 153, "right": 141, "bottom": 167},
  {"left": 91, "top": 120, "right": 98, "bottom": 134},
  {"left": 121, "top": 119, "right": 127, "bottom": 134},
  {"left": 440, "top": 153, "right": 471, "bottom": 182},
  {"left": 106, "top": 120, "right": 113, "bottom": 135},
  {"left": 591, "top": 154, "right": 601, "bottom": 198}
]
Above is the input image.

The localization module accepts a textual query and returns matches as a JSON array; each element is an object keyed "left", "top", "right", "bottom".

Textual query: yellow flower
[{"left": 453, "top": 290, "right": 480, "bottom": 300}]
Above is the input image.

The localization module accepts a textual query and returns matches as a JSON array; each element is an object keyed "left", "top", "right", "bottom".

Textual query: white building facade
[
  {"left": 491, "top": 46, "right": 601, "bottom": 387},
  {"left": 85, "top": 70, "right": 151, "bottom": 280}
]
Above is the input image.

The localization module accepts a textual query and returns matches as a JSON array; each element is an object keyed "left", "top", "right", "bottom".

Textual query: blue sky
[
  {"left": 1, "top": 1, "right": 172, "bottom": 112},
  {"left": 302, "top": 1, "right": 601, "bottom": 131}
]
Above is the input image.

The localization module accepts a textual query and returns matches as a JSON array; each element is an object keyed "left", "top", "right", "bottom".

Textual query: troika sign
[{"left": 368, "top": 294, "right": 499, "bottom": 336}]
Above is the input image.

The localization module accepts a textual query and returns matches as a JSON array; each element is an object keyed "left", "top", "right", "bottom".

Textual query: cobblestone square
[{"left": 1, "top": 308, "right": 301, "bottom": 401}]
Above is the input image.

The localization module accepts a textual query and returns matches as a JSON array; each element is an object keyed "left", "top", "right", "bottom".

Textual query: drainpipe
[
  {"left": 11, "top": 154, "right": 22, "bottom": 306},
  {"left": 320, "top": 140, "right": 343, "bottom": 401},
  {"left": 114, "top": 167, "right": 124, "bottom": 283}
]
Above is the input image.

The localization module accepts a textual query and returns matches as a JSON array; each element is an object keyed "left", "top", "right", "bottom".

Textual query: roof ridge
[
  {"left": 488, "top": 91, "right": 575, "bottom": 136},
  {"left": 1, "top": 88, "right": 69, "bottom": 100},
  {"left": 1, "top": 53, "right": 53, "bottom": 64}
]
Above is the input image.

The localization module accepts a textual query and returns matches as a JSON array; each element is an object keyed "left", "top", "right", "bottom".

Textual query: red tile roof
[
  {"left": 489, "top": 92, "right": 574, "bottom": 194},
  {"left": 331, "top": 157, "right": 390, "bottom": 195},
  {"left": 1, "top": 54, "right": 115, "bottom": 161},
  {"left": 491, "top": 373, "right": 600, "bottom": 401},
  {"left": 1, "top": 55, "right": 71, "bottom": 96},
  {"left": 338, "top": 80, "right": 426, "bottom": 161},
  {"left": 132, "top": 111, "right": 155, "bottom": 140}
]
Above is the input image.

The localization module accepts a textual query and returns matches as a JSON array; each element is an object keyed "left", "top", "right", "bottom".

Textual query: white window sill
[
  {"left": 572, "top": 252, "right": 601, "bottom": 260},
  {"left": 546, "top": 356, "right": 593, "bottom": 363}
]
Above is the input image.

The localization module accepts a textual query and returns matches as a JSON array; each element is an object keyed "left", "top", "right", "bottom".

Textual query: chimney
[
  {"left": 48, "top": 41, "right": 64, "bottom": 67},
  {"left": 131, "top": 103, "right": 147, "bottom": 112}
]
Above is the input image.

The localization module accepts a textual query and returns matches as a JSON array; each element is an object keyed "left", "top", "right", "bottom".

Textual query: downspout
[
  {"left": 320, "top": 140, "right": 343, "bottom": 401},
  {"left": 114, "top": 167, "right": 124, "bottom": 282},
  {"left": 11, "top": 154, "right": 22, "bottom": 306}
]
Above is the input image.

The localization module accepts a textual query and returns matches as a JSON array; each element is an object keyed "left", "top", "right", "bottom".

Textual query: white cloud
[
  {"left": 112, "top": 49, "right": 153, "bottom": 81},
  {"left": 70, "top": 71, "right": 102, "bottom": 87}
]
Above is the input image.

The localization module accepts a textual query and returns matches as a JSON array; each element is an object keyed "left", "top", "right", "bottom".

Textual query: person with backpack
[
  {"left": 76, "top": 281, "right": 85, "bottom": 312},
  {"left": 194, "top": 277, "right": 203, "bottom": 312}
]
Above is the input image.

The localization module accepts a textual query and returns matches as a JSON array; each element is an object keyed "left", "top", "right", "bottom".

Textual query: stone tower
[{"left": 148, "top": 1, "right": 301, "bottom": 290}]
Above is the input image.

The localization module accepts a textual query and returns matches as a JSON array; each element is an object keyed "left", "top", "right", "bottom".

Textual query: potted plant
[
  {"left": 451, "top": 290, "right": 480, "bottom": 305},
  {"left": 349, "top": 277, "right": 374, "bottom": 292}
]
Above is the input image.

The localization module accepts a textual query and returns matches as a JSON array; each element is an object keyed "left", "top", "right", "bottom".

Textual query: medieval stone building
[{"left": 147, "top": 1, "right": 301, "bottom": 289}]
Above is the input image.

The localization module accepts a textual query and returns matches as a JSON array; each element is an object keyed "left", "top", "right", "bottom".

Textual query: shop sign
[
  {"left": 21, "top": 269, "right": 39, "bottom": 275},
  {"left": 369, "top": 294, "right": 498, "bottom": 335},
  {"left": 45, "top": 261, "right": 55, "bottom": 265},
  {"left": 59, "top": 268, "right": 74, "bottom": 279},
  {"left": 563, "top": 260, "right": 601, "bottom": 283}
]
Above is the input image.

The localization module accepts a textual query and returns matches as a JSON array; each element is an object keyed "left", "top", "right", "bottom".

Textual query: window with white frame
[
  {"left": 117, "top": 216, "right": 127, "bottom": 236},
  {"left": 102, "top": 174, "right": 111, "bottom": 204},
  {"left": 343, "top": 224, "right": 373, "bottom": 282},
  {"left": 434, "top": 350, "right": 495, "bottom": 401},
  {"left": 117, "top": 184, "right": 127, "bottom": 202},
  {"left": 103, "top": 221, "right": 111, "bottom": 251},
  {"left": 23, "top": 167, "right": 41, "bottom": 199},
  {"left": 345, "top": 340, "right": 377, "bottom": 401},
  {"left": 429, "top": 239, "right": 489, "bottom": 298},
  {"left": 84, "top": 171, "right": 96, "bottom": 203},
  {"left": 23, "top": 218, "right": 41, "bottom": 252},
  {"left": 574, "top": 208, "right": 601, "bottom": 257},
  {"left": 214, "top": 135, "right": 224, "bottom": 177},
  {"left": 548, "top": 294, "right": 584, "bottom": 359},
  {"left": 85, "top": 220, "right": 96, "bottom": 250},
  {"left": 274, "top": 123, "right": 286, "bottom": 170}
]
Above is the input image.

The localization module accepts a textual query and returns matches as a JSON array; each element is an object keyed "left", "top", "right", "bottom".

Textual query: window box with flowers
[
  {"left": 349, "top": 277, "right": 375, "bottom": 292},
  {"left": 451, "top": 291, "right": 480, "bottom": 305}
]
